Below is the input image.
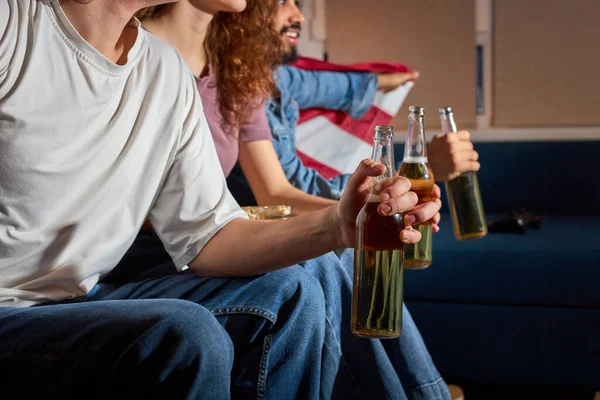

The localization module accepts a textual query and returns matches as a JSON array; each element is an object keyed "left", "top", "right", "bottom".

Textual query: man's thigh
[
  {"left": 92, "top": 261, "right": 326, "bottom": 399},
  {"left": 0, "top": 299, "right": 230, "bottom": 399},
  {"left": 92, "top": 265, "right": 318, "bottom": 325}
]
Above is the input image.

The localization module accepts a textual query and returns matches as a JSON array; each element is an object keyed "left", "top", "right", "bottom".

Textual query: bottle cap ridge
[
  {"left": 439, "top": 107, "right": 454, "bottom": 116},
  {"left": 374, "top": 125, "right": 394, "bottom": 133},
  {"left": 374, "top": 125, "right": 394, "bottom": 140},
  {"left": 409, "top": 106, "right": 424, "bottom": 116}
]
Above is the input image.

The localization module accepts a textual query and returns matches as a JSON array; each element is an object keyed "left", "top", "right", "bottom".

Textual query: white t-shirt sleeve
[
  {"left": 0, "top": 0, "right": 14, "bottom": 82},
  {"left": 149, "top": 73, "right": 248, "bottom": 270},
  {"left": 0, "top": 1, "right": 9, "bottom": 36},
  {"left": 0, "top": 0, "right": 29, "bottom": 93}
]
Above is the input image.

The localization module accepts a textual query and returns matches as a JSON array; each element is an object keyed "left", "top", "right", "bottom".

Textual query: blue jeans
[
  {"left": 309, "top": 250, "right": 450, "bottom": 400},
  {"left": 0, "top": 239, "right": 326, "bottom": 399},
  {"left": 0, "top": 299, "right": 233, "bottom": 399},
  {"left": 111, "top": 235, "right": 450, "bottom": 399}
]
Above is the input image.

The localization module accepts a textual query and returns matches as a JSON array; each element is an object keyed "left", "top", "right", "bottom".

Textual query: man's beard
[
  {"left": 280, "top": 24, "right": 301, "bottom": 65},
  {"left": 282, "top": 45, "right": 298, "bottom": 65}
]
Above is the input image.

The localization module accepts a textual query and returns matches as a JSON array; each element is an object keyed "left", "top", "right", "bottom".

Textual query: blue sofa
[
  {"left": 227, "top": 140, "right": 600, "bottom": 391},
  {"left": 398, "top": 141, "right": 600, "bottom": 391}
]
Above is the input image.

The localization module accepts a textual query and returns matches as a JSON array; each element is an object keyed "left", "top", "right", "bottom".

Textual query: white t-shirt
[{"left": 0, "top": 0, "right": 248, "bottom": 307}]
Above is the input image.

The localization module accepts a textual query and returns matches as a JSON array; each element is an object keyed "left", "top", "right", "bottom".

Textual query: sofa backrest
[{"left": 394, "top": 141, "right": 600, "bottom": 215}]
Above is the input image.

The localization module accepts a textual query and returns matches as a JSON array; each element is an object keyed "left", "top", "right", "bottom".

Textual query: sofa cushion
[
  {"left": 404, "top": 213, "right": 600, "bottom": 308},
  {"left": 404, "top": 300, "right": 600, "bottom": 389}
]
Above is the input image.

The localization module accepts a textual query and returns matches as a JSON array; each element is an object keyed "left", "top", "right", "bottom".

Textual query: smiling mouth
[{"left": 285, "top": 31, "right": 300, "bottom": 39}]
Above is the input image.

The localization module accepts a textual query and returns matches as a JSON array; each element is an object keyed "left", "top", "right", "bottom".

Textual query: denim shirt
[{"left": 266, "top": 65, "right": 378, "bottom": 200}]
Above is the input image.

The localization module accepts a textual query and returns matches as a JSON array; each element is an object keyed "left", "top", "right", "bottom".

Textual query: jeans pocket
[
  {"left": 209, "top": 306, "right": 276, "bottom": 400},
  {"left": 209, "top": 306, "right": 277, "bottom": 324}
]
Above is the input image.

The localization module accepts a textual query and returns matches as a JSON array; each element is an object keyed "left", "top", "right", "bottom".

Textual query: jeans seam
[
  {"left": 257, "top": 334, "right": 272, "bottom": 400},
  {"left": 208, "top": 306, "right": 277, "bottom": 325},
  {"left": 405, "top": 376, "right": 447, "bottom": 396}
]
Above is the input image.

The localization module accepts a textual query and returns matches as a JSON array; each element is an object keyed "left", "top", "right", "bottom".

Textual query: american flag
[{"left": 292, "top": 57, "right": 415, "bottom": 178}]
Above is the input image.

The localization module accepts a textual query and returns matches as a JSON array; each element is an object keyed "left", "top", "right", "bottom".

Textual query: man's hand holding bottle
[
  {"left": 428, "top": 130, "right": 480, "bottom": 182},
  {"left": 331, "top": 159, "right": 442, "bottom": 249}
]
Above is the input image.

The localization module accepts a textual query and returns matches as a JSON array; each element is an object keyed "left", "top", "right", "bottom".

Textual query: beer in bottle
[
  {"left": 352, "top": 126, "right": 405, "bottom": 339},
  {"left": 439, "top": 107, "right": 487, "bottom": 240},
  {"left": 397, "top": 106, "right": 434, "bottom": 269}
]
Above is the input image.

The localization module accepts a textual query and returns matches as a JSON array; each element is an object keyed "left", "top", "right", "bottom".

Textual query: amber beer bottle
[
  {"left": 439, "top": 107, "right": 487, "bottom": 240},
  {"left": 352, "top": 126, "right": 405, "bottom": 339},
  {"left": 397, "top": 106, "right": 434, "bottom": 269}
]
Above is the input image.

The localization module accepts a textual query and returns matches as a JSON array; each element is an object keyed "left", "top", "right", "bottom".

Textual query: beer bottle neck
[
  {"left": 372, "top": 136, "right": 395, "bottom": 179},
  {"left": 403, "top": 113, "right": 427, "bottom": 162},
  {"left": 440, "top": 111, "right": 458, "bottom": 134}
]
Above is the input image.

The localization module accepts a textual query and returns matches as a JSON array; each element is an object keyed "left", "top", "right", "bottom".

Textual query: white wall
[
  {"left": 302, "top": 0, "right": 600, "bottom": 141},
  {"left": 297, "top": 0, "right": 326, "bottom": 60}
]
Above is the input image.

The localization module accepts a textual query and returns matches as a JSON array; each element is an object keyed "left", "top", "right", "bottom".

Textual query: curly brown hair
[
  {"left": 138, "top": 1, "right": 281, "bottom": 133},
  {"left": 206, "top": 0, "right": 281, "bottom": 131}
]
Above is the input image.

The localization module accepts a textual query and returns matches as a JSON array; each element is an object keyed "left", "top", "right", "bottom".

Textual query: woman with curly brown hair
[
  {"left": 133, "top": 1, "right": 449, "bottom": 400},
  {"left": 140, "top": 0, "right": 337, "bottom": 215}
]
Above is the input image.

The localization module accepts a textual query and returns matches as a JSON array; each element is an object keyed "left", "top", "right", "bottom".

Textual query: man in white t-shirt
[{"left": 0, "top": 0, "right": 441, "bottom": 398}]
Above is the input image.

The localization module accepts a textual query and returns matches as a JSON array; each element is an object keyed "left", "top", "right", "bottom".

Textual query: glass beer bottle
[
  {"left": 439, "top": 107, "right": 487, "bottom": 240},
  {"left": 352, "top": 126, "right": 405, "bottom": 339},
  {"left": 397, "top": 106, "right": 434, "bottom": 269}
]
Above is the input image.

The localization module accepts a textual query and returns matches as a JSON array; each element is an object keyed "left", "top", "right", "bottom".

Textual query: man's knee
[
  {"left": 102, "top": 300, "right": 232, "bottom": 398},
  {"left": 267, "top": 266, "right": 326, "bottom": 325},
  {"left": 124, "top": 299, "right": 234, "bottom": 375},
  {"left": 152, "top": 299, "right": 232, "bottom": 355}
]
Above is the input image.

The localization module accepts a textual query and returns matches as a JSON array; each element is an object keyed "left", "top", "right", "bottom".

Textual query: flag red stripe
[
  {"left": 298, "top": 105, "right": 394, "bottom": 145},
  {"left": 292, "top": 57, "right": 413, "bottom": 74},
  {"left": 289, "top": 56, "right": 412, "bottom": 179},
  {"left": 297, "top": 151, "right": 342, "bottom": 179}
]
